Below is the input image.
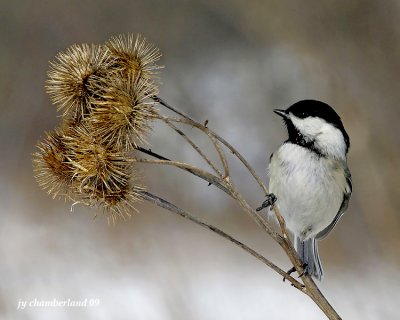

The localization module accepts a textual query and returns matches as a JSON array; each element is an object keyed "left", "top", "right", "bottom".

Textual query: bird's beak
[{"left": 273, "top": 109, "right": 288, "bottom": 118}]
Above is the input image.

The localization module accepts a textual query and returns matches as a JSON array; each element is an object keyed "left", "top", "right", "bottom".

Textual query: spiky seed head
[
  {"left": 84, "top": 180, "right": 144, "bottom": 224},
  {"left": 46, "top": 44, "right": 113, "bottom": 119},
  {"left": 88, "top": 74, "right": 158, "bottom": 150},
  {"left": 38, "top": 34, "right": 163, "bottom": 221},
  {"left": 34, "top": 122, "right": 144, "bottom": 222},
  {"left": 106, "top": 34, "right": 162, "bottom": 81},
  {"left": 62, "top": 124, "right": 128, "bottom": 192},
  {"left": 33, "top": 126, "right": 75, "bottom": 200},
  {"left": 61, "top": 123, "right": 144, "bottom": 221}
]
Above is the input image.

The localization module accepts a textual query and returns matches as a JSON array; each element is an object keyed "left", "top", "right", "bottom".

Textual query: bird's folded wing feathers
[{"left": 316, "top": 166, "right": 352, "bottom": 240}]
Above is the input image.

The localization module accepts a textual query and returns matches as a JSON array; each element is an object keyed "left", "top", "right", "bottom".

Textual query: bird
[{"left": 258, "top": 99, "right": 352, "bottom": 281}]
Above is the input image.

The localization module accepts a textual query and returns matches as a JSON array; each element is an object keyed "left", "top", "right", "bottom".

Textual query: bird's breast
[{"left": 268, "top": 143, "right": 345, "bottom": 238}]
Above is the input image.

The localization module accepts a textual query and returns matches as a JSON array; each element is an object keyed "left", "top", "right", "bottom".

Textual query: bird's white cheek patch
[
  {"left": 290, "top": 115, "right": 346, "bottom": 160},
  {"left": 316, "top": 124, "right": 346, "bottom": 160},
  {"left": 290, "top": 115, "right": 324, "bottom": 137}
]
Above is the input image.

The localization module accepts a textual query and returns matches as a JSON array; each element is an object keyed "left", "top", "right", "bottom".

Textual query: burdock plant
[
  {"left": 88, "top": 74, "right": 158, "bottom": 150},
  {"left": 33, "top": 34, "right": 342, "bottom": 320},
  {"left": 46, "top": 44, "right": 113, "bottom": 120}
]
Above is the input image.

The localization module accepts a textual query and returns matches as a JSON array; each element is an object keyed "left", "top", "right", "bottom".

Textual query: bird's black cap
[
  {"left": 275, "top": 100, "right": 350, "bottom": 153},
  {"left": 287, "top": 100, "right": 343, "bottom": 126}
]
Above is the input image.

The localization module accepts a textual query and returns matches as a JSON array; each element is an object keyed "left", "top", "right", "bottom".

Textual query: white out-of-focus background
[{"left": 1, "top": 1, "right": 400, "bottom": 319}]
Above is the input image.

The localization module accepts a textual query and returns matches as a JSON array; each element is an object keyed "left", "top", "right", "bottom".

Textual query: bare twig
[
  {"left": 153, "top": 95, "right": 192, "bottom": 120},
  {"left": 134, "top": 158, "right": 227, "bottom": 193},
  {"left": 136, "top": 151, "right": 294, "bottom": 279},
  {"left": 272, "top": 205, "right": 290, "bottom": 240},
  {"left": 155, "top": 114, "right": 230, "bottom": 179},
  {"left": 136, "top": 147, "right": 341, "bottom": 318},
  {"left": 152, "top": 96, "right": 343, "bottom": 320},
  {"left": 226, "top": 182, "right": 342, "bottom": 319},
  {"left": 135, "top": 147, "right": 230, "bottom": 194},
  {"left": 207, "top": 132, "right": 229, "bottom": 179},
  {"left": 154, "top": 113, "right": 291, "bottom": 239},
  {"left": 152, "top": 96, "right": 268, "bottom": 195},
  {"left": 139, "top": 190, "right": 305, "bottom": 291},
  {"left": 153, "top": 106, "right": 292, "bottom": 239},
  {"left": 150, "top": 115, "right": 292, "bottom": 246},
  {"left": 162, "top": 118, "right": 223, "bottom": 177}
]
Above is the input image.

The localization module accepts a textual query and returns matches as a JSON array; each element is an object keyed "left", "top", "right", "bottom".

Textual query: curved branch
[
  {"left": 153, "top": 96, "right": 268, "bottom": 195},
  {"left": 134, "top": 158, "right": 228, "bottom": 194},
  {"left": 154, "top": 114, "right": 230, "bottom": 179},
  {"left": 135, "top": 147, "right": 231, "bottom": 194},
  {"left": 152, "top": 96, "right": 343, "bottom": 320},
  {"left": 162, "top": 118, "right": 223, "bottom": 177},
  {"left": 207, "top": 131, "right": 229, "bottom": 178},
  {"left": 139, "top": 190, "right": 305, "bottom": 291}
]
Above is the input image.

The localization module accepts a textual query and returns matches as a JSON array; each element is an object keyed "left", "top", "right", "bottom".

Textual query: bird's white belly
[{"left": 268, "top": 143, "right": 345, "bottom": 239}]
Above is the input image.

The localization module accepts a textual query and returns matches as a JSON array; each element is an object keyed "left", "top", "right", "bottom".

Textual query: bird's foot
[
  {"left": 256, "top": 193, "right": 277, "bottom": 212},
  {"left": 283, "top": 263, "right": 308, "bottom": 281},
  {"left": 297, "top": 264, "right": 309, "bottom": 278}
]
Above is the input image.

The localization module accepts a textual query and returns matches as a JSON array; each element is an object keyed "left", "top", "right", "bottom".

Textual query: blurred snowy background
[{"left": 1, "top": 1, "right": 400, "bottom": 319}]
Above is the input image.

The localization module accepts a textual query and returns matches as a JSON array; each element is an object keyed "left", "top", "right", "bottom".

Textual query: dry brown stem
[
  {"left": 162, "top": 118, "right": 223, "bottom": 176},
  {"left": 133, "top": 158, "right": 224, "bottom": 188},
  {"left": 140, "top": 191, "right": 305, "bottom": 290},
  {"left": 150, "top": 96, "right": 342, "bottom": 320}
]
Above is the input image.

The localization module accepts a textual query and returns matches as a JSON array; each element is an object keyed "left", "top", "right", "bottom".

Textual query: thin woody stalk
[
  {"left": 153, "top": 114, "right": 293, "bottom": 245},
  {"left": 153, "top": 96, "right": 268, "bottom": 194},
  {"left": 134, "top": 149, "right": 305, "bottom": 289},
  {"left": 139, "top": 190, "right": 304, "bottom": 290},
  {"left": 137, "top": 149, "right": 340, "bottom": 319},
  {"left": 162, "top": 118, "right": 223, "bottom": 176},
  {"left": 135, "top": 147, "right": 230, "bottom": 194},
  {"left": 152, "top": 101, "right": 300, "bottom": 248},
  {"left": 228, "top": 185, "right": 341, "bottom": 319},
  {"left": 152, "top": 97, "right": 342, "bottom": 320},
  {"left": 156, "top": 115, "right": 229, "bottom": 178},
  {"left": 133, "top": 158, "right": 226, "bottom": 190}
]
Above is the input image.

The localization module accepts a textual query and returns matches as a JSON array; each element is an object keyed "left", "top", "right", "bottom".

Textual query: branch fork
[{"left": 134, "top": 96, "right": 342, "bottom": 320}]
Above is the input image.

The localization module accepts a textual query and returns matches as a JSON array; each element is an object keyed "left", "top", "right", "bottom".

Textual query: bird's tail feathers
[{"left": 295, "top": 236, "right": 324, "bottom": 281}]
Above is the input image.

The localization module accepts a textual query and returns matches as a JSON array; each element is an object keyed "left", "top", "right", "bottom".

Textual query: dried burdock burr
[
  {"left": 62, "top": 123, "right": 144, "bottom": 221},
  {"left": 88, "top": 74, "right": 158, "bottom": 150},
  {"left": 33, "top": 122, "right": 144, "bottom": 222},
  {"left": 37, "top": 33, "right": 162, "bottom": 222},
  {"left": 46, "top": 44, "right": 113, "bottom": 120},
  {"left": 105, "top": 34, "right": 162, "bottom": 81},
  {"left": 32, "top": 125, "right": 75, "bottom": 200}
]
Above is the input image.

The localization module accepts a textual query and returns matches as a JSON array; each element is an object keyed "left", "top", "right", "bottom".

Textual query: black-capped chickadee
[{"left": 258, "top": 100, "right": 352, "bottom": 281}]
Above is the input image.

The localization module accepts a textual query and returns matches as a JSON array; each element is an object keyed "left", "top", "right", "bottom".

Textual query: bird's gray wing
[{"left": 316, "top": 166, "right": 352, "bottom": 240}]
